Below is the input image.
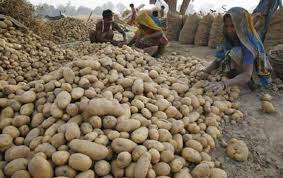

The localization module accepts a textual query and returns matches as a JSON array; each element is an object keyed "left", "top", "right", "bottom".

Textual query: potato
[
  {"left": 34, "top": 143, "right": 56, "bottom": 158},
  {"left": 5, "top": 145, "right": 30, "bottom": 161},
  {"left": 165, "top": 106, "right": 182, "bottom": 119},
  {"left": 143, "top": 140, "right": 165, "bottom": 152},
  {"left": 116, "top": 152, "right": 132, "bottom": 168},
  {"left": 261, "top": 93, "right": 272, "bottom": 101},
  {"left": 186, "top": 139, "right": 203, "bottom": 152},
  {"left": 28, "top": 156, "right": 53, "bottom": 178},
  {"left": 51, "top": 133, "right": 66, "bottom": 148},
  {"left": 11, "top": 170, "right": 31, "bottom": 178},
  {"left": 52, "top": 151, "right": 70, "bottom": 166},
  {"left": 12, "top": 115, "right": 30, "bottom": 127},
  {"left": 170, "top": 120, "right": 184, "bottom": 134},
  {"left": 95, "top": 160, "right": 111, "bottom": 176},
  {"left": 210, "top": 168, "right": 227, "bottom": 178},
  {"left": 103, "top": 116, "right": 117, "bottom": 129},
  {"left": 111, "top": 160, "right": 124, "bottom": 178},
  {"left": 65, "top": 123, "right": 81, "bottom": 141},
  {"left": 149, "top": 148, "right": 160, "bottom": 164},
  {"left": 132, "top": 145, "right": 148, "bottom": 161},
  {"left": 125, "top": 162, "right": 136, "bottom": 177},
  {"left": 63, "top": 67, "right": 75, "bottom": 84},
  {"left": 158, "top": 129, "right": 172, "bottom": 142},
  {"left": 191, "top": 162, "right": 211, "bottom": 178},
  {"left": 146, "top": 168, "right": 156, "bottom": 178},
  {"left": 160, "top": 150, "right": 174, "bottom": 163},
  {"left": 56, "top": 91, "right": 72, "bottom": 109},
  {"left": 0, "top": 134, "right": 13, "bottom": 151},
  {"left": 116, "top": 119, "right": 141, "bottom": 132},
  {"left": 182, "top": 148, "right": 201, "bottom": 163},
  {"left": 169, "top": 157, "right": 184, "bottom": 173},
  {"left": 111, "top": 138, "right": 137, "bottom": 153},
  {"left": 69, "top": 153, "right": 92, "bottom": 171},
  {"left": 261, "top": 101, "right": 275, "bottom": 113},
  {"left": 20, "top": 103, "right": 34, "bottom": 116},
  {"left": 4, "top": 158, "right": 28, "bottom": 176},
  {"left": 226, "top": 138, "right": 249, "bottom": 161},
  {"left": 75, "top": 170, "right": 95, "bottom": 178},
  {"left": 135, "top": 152, "right": 151, "bottom": 178},
  {"left": 206, "top": 126, "right": 221, "bottom": 139},
  {"left": 89, "top": 116, "right": 102, "bottom": 128},
  {"left": 17, "top": 91, "right": 36, "bottom": 103},
  {"left": 187, "top": 123, "right": 200, "bottom": 134},
  {"left": 69, "top": 139, "right": 109, "bottom": 160},
  {"left": 55, "top": 165, "right": 77, "bottom": 178},
  {"left": 132, "top": 78, "right": 144, "bottom": 95},
  {"left": 131, "top": 127, "right": 149, "bottom": 143},
  {"left": 174, "top": 168, "right": 192, "bottom": 178},
  {"left": 153, "top": 162, "right": 171, "bottom": 176},
  {"left": 2, "top": 126, "right": 20, "bottom": 138},
  {"left": 155, "top": 99, "right": 170, "bottom": 111}
]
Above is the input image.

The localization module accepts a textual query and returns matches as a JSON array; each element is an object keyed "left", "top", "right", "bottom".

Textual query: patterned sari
[{"left": 216, "top": 7, "right": 272, "bottom": 90}]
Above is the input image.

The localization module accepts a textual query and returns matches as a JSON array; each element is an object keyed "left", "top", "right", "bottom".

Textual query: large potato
[
  {"left": 11, "top": 170, "right": 31, "bottom": 178},
  {"left": 75, "top": 170, "right": 95, "bottom": 178},
  {"left": 153, "top": 162, "right": 171, "bottom": 176},
  {"left": 55, "top": 165, "right": 77, "bottom": 178},
  {"left": 116, "top": 152, "right": 132, "bottom": 168},
  {"left": 116, "top": 119, "right": 141, "bottom": 132},
  {"left": 134, "top": 152, "right": 151, "bottom": 178},
  {"left": 0, "top": 134, "right": 13, "bottom": 151},
  {"left": 65, "top": 123, "right": 81, "bottom": 141},
  {"left": 28, "top": 156, "right": 53, "bottom": 178},
  {"left": 68, "top": 153, "right": 92, "bottom": 171},
  {"left": 174, "top": 168, "right": 192, "bottom": 178},
  {"left": 111, "top": 138, "right": 137, "bottom": 153},
  {"left": 56, "top": 91, "right": 72, "bottom": 109},
  {"left": 69, "top": 139, "right": 109, "bottom": 160},
  {"left": 131, "top": 127, "right": 148, "bottom": 143},
  {"left": 4, "top": 158, "right": 28, "bottom": 176},
  {"left": 182, "top": 148, "right": 201, "bottom": 163},
  {"left": 226, "top": 138, "right": 249, "bottom": 161},
  {"left": 5, "top": 145, "right": 30, "bottom": 161}
]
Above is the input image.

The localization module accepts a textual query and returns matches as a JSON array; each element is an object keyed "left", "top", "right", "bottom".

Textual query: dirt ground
[{"left": 165, "top": 42, "right": 283, "bottom": 178}]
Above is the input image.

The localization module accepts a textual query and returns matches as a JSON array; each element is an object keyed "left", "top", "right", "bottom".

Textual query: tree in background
[
  {"left": 77, "top": 6, "right": 92, "bottom": 16},
  {"left": 164, "top": 0, "right": 192, "bottom": 15}
]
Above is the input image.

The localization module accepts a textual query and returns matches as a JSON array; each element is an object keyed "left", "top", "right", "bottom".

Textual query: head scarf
[
  {"left": 136, "top": 12, "right": 162, "bottom": 31},
  {"left": 217, "top": 7, "right": 272, "bottom": 77}
]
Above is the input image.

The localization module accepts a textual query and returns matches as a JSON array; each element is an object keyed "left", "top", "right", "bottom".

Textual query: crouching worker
[
  {"left": 202, "top": 7, "right": 272, "bottom": 93},
  {"left": 89, "top": 9, "right": 127, "bottom": 47},
  {"left": 128, "top": 12, "right": 168, "bottom": 57}
]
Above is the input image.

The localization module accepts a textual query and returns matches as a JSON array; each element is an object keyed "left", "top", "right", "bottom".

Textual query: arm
[
  {"left": 205, "top": 60, "right": 220, "bottom": 73},
  {"left": 143, "top": 31, "right": 163, "bottom": 40},
  {"left": 223, "top": 63, "right": 253, "bottom": 87},
  {"left": 113, "top": 23, "right": 127, "bottom": 41}
]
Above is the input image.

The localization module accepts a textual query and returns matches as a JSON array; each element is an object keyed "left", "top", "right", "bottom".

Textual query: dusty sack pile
[
  {"left": 265, "top": 8, "right": 283, "bottom": 50},
  {"left": 166, "top": 12, "right": 184, "bottom": 41},
  {"left": 179, "top": 14, "right": 201, "bottom": 44},
  {"left": 0, "top": 41, "right": 246, "bottom": 177},
  {"left": 48, "top": 17, "right": 89, "bottom": 44},
  {"left": 269, "top": 44, "right": 283, "bottom": 79},
  {"left": 208, "top": 14, "right": 224, "bottom": 49},
  {"left": 0, "top": 17, "right": 76, "bottom": 84},
  {"left": 194, "top": 14, "right": 214, "bottom": 46}
]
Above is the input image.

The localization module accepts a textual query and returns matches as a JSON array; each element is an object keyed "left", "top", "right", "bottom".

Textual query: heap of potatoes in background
[
  {"left": 0, "top": 18, "right": 105, "bottom": 85},
  {"left": 0, "top": 42, "right": 247, "bottom": 178},
  {"left": 47, "top": 17, "right": 89, "bottom": 44}
]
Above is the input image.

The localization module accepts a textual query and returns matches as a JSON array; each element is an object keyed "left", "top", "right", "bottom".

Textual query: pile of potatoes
[
  {"left": 0, "top": 44, "right": 244, "bottom": 178},
  {"left": 47, "top": 17, "right": 89, "bottom": 44},
  {"left": 0, "top": 18, "right": 81, "bottom": 84}
]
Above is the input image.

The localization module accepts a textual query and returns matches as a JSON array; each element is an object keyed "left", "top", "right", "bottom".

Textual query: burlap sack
[
  {"left": 194, "top": 14, "right": 214, "bottom": 46},
  {"left": 269, "top": 44, "right": 283, "bottom": 79},
  {"left": 265, "top": 8, "right": 283, "bottom": 50},
  {"left": 166, "top": 11, "right": 183, "bottom": 41},
  {"left": 208, "top": 14, "right": 224, "bottom": 49},
  {"left": 178, "top": 14, "right": 201, "bottom": 44}
]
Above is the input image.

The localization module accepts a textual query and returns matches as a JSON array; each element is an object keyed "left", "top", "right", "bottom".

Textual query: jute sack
[
  {"left": 208, "top": 14, "right": 224, "bottom": 49},
  {"left": 269, "top": 44, "right": 283, "bottom": 79},
  {"left": 194, "top": 14, "right": 214, "bottom": 46},
  {"left": 166, "top": 11, "right": 183, "bottom": 41},
  {"left": 265, "top": 8, "right": 283, "bottom": 50},
  {"left": 178, "top": 14, "right": 201, "bottom": 44}
]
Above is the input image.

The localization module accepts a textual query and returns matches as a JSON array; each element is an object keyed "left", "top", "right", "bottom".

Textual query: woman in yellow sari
[{"left": 128, "top": 12, "right": 168, "bottom": 57}]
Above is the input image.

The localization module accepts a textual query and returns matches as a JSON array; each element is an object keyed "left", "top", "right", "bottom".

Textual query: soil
[{"left": 164, "top": 42, "right": 283, "bottom": 178}]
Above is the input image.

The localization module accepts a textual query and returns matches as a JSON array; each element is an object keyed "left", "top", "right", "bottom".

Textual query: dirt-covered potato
[
  {"left": 52, "top": 151, "right": 70, "bottom": 166},
  {"left": 182, "top": 148, "right": 201, "bottom": 163},
  {"left": 226, "top": 138, "right": 249, "bottom": 161},
  {"left": 68, "top": 153, "right": 92, "bottom": 171},
  {"left": 28, "top": 156, "right": 53, "bottom": 178},
  {"left": 95, "top": 160, "right": 111, "bottom": 176}
]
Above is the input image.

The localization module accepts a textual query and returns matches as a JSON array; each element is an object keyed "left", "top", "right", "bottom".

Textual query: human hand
[{"left": 205, "top": 81, "right": 226, "bottom": 94}]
